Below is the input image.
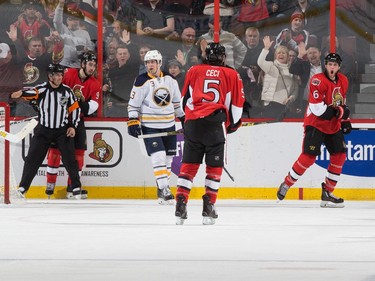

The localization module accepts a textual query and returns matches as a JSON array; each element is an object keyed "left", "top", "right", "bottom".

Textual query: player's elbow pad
[{"left": 320, "top": 106, "right": 337, "bottom": 120}]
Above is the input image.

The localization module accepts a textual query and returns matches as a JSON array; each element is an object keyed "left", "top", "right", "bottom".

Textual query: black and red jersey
[
  {"left": 304, "top": 72, "right": 349, "bottom": 134},
  {"left": 181, "top": 64, "right": 244, "bottom": 128}
]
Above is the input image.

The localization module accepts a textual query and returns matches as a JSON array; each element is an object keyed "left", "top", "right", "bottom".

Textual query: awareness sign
[{"left": 316, "top": 129, "right": 375, "bottom": 177}]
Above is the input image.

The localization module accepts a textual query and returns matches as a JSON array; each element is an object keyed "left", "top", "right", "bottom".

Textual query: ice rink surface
[{"left": 1, "top": 199, "right": 375, "bottom": 281}]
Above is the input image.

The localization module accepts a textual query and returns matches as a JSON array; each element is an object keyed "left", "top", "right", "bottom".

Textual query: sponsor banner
[{"left": 9, "top": 121, "right": 375, "bottom": 189}]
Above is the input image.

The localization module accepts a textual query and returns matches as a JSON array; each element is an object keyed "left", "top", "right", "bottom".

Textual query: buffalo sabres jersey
[{"left": 128, "top": 71, "right": 184, "bottom": 129}]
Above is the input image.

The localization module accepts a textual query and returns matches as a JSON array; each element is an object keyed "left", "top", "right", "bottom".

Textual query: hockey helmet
[
  {"left": 81, "top": 51, "right": 97, "bottom": 64},
  {"left": 46, "top": 63, "right": 65, "bottom": 74},
  {"left": 324, "top": 53, "right": 342, "bottom": 66},
  {"left": 205, "top": 42, "right": 226, "bottom": 66},
  {"left": 144, "top": 50, "right": 162, "bottom": 66}
]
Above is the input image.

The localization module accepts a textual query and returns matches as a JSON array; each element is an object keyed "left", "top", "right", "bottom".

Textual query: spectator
[
  {"left": 289, "top": 42, "right": 323, "bottom": 114},
  {"left": 167, "top": 59, "right": 185, "bottom": 90},
  {"left": 135, "top": 0, "right": 175, "bottom": 59},
  {"left": 292, "top": 0, "right": 329, "bottom": 40},
  {"left": 167, "top": 26, "right": 200, "bottom": 72},
  {"left": 13, "top": 0, "right": 52, "bottom": 50},
  {"left": 40, "top": 0, "right": 59, "bottom": 26},
  {"left": 103, "top": 43, "right": 140, "bottom": 117},
  {"left": 0, "top": 42, "right": 23, "bottom": 116},
  {"left": 202, "top": 0, "right": 239, "bottom": 32},
  {"left": 239, "top": 27, "right": 273, "bottom": 117},
  {"left": 53, "top": 0, "right": 94, "bottom": 68},
  {"left": 138, "top": 44, "right": 151, "bottom": 74},
  {"left": 274, "top": 10, "right": 310, "bottom": 52},
  {"left": 7, "top": 25, "right": 63, "bottom": 116},
  {"left": 104, "top": 37, "right": 119, "bottom": 69},
  {"left": 199, "top": 16, "right": 247, "bottom": 69},
  {"left": 258, "top": 36, "right": 299, "bottom": 119},
  {"left": 237, "top": 0, "right": 270, "bottom": 32}
]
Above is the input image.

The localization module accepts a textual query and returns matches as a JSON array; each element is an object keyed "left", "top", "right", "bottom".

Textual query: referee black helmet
[{"left": 46, "top": 63, "right": 65, "bottom": 74}]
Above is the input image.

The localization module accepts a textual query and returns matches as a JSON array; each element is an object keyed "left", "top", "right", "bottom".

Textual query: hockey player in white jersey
[{"left": 127, "top": 50, "right": 185, "bottom": 205}]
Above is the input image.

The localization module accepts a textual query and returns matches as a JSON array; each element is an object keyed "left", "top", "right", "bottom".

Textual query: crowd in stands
[{"left": 0, "top": 0, "right": 367, "bottom": 118}]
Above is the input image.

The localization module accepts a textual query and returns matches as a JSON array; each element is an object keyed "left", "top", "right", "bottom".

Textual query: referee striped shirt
[{"left": 21, "top": 82, "right": 81, "bottom": 129}]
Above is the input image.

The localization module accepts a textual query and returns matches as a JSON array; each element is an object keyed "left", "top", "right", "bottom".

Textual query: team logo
[
  {"left": 311, "top": 78, "right": 321, "bottom": 86},
  {"left": 153, "top": 87, "right": 171, "bottom": 107},
  {"left": 23, "top": 62, "right": 40, "bottom": 85},
  {"left": 331, "top": 87, "right": 343, "bottom": 106},
  {"left": 89, "top": 133, "right": 114, "bottom": 163},
  {"left": 72, "top": 84, "right": 85, "bottom": 101},
  {"left": 59, "top": 96, "right": 68, "bottom": 106}
]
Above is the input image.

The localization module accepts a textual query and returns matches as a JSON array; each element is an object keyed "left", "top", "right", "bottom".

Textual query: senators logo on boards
[{"left": 89, "top": 133, "right": 114, "bottom": 163}]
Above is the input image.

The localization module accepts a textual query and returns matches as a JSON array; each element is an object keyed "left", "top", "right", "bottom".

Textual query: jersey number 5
[{"left": 202, "top": 79, "right": 220, "bottom": 103}]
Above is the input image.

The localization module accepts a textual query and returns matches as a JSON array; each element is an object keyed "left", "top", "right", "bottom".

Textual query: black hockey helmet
[
  {"left": 324, "top": 53, "right": 342, "bottom": 66},
  {"left": 81, "top": 51, "right": 98, "bottom": 64},
  {"left": 46, "top": 63, "right": 65, "bottom": 74},
  {"left": 205, "top": 42, "right": 226, "bottom": 66}
]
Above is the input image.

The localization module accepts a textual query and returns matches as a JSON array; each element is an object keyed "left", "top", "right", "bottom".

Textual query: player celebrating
[
  {"left": 277, "top": 53, "right": 351, "bottom": 208},
  {"left": 175, "top": 42, "right": 244, "bottom": 225},
  {"left": 12, "top": 64, "right": 82, "bottom": 198},
  {"left": 127, "top": 50, "right": 185, "bottom": 205},
  {"left": 45, "top": 51, "right": 100, "bottom": 199}
]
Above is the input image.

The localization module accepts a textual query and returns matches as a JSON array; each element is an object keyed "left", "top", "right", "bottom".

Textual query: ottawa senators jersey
[
  {"left": 63, "top": 68, "right": 101, "bottom": 116},
  {"left": 304, "top": 72, "right": 349, "bottom": 134},
  {"left": 181, "top": 64, "right": 244, "bottom": 128}
]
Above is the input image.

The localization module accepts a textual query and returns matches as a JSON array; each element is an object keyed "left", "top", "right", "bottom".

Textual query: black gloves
[
  {"left": 336, "top": 105, "right": 350, "bottom": 120},
  {"left": 226, "top": 119, "right": 242, "bottom": 134},
  {"left": 127, "top": 118, "right": 141, "bottom": 138},
  {"left": 341, "top": 120, "right": 352, "bottom": 134},
  {"left": 320, "top": 105, "right": 350, "bottom": 120}
]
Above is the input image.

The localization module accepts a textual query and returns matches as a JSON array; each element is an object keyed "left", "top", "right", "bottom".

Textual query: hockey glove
[
  {"left": 336, "top": 105, "right": 350, "bottom": 120},
  {"left": 178, "top": 115, "right": 185, "bottom": 130},
  {"left": 29, "top": 100, "right": 39, "bottom": 112},
  {"left": 341, "top": 120, "right": 352, "bottom": 134},
  {"left": 226, "top": 119, "right": 242, "bottom": 134},
  {"left": 127, "top": 118, "right": 141, "bottom": 138}
]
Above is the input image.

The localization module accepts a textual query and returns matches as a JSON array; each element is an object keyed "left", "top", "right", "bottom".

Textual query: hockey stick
[
  {"left": 223, "top": 166, "right": 234, "bottom": 182},
  {"left": 138, "top": 130, "right": 184, "bottom": 139},
  {"left": 0, "top": 115, "right": 38, "bottom": 129},
  {"left": 0, "top": 119, "right": 38, "bottom": 143}
]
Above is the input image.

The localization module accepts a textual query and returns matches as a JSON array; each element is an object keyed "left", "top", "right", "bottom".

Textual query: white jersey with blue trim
[{"left": 128, "top": 71, "right": 184, "bottom": 129}]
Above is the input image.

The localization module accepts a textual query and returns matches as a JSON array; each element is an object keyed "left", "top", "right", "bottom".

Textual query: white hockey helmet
[{"left": 144, "top": 50, "right": 162, "bottom": 67}]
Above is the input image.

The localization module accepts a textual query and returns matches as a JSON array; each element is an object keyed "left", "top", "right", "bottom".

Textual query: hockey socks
[
  {"left": 46, "top": 148, "right": 61, "bottom": 184},
  {"left": 284, "top": 153, "right": 316, "bottom": 187},
  {"left": 324, "top": 152, "right": 346, "bottom": 192}
]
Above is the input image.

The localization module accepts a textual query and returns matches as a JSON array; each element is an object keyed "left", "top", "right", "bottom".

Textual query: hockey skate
[
  {"left": 16, "top": 187, "right": 26, "bottom": 199},
  {"left": 175, "top": 195, "right": 187, "bottom": 225},
  {"left": 202, "top": 195, "right": 218, "bottom": 225},
  {"left": 45, "top": 183, "right": 55, "bottom": 199},
  {"left": 157, "top": 187, "right": 174, "bottom": 205},
  {"left": 320, "top": 183, "right": 344, "bottom": 208},
  {"left": 277, "top": 182, "right": 290, "bottom": 201},
  {"left": 67, "top": 186, "right": 88, "bottom": 200}
]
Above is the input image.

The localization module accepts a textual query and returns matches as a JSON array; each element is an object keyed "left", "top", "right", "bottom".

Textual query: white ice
[{"left": 1, "top": 199, "right": 375, "bottom": 281}]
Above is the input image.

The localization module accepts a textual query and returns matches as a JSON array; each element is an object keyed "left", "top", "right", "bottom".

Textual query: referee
[{"left": 11, "top": 63, "right": 83, "bottom": 199}]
